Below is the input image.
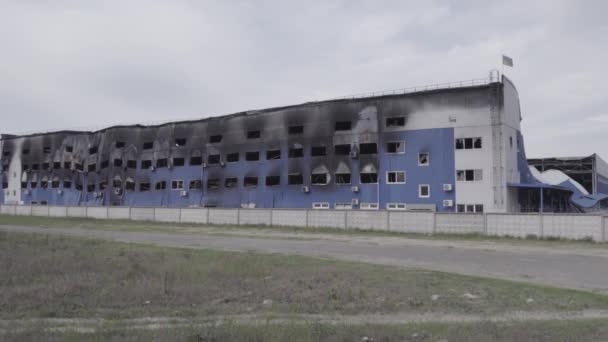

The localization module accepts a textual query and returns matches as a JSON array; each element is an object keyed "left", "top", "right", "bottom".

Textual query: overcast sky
[{"left": 1, "top": 1, "right": 606, "bottom": 158}]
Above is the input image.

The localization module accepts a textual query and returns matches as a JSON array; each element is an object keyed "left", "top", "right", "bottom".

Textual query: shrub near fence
[{"left": 1, "top": 204, "right": 607, "bottom": 242}]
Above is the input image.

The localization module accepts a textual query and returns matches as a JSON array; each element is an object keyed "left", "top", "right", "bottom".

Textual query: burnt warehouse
[{"left": 1, "top": 75, "right": 556, "bottom": 213}]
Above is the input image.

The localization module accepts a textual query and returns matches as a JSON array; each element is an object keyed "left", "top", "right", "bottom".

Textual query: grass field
[
  {"left": 5, "top": 319, "right": 608, "bottom": 342},
  {"left": 2, "top": 229, "right": 608, "bottom": 340},
  {"left": 1, "top": 214, "right": 607, "bottom": 249}
]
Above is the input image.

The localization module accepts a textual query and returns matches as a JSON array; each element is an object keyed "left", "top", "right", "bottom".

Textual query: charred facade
[{"left": 2, "top": 75, "right": 573, "bottom": 213}]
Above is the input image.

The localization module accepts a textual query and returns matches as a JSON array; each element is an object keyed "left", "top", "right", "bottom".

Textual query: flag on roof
[{"left": 502, "top": 55, "right": 514, "bottom": 67}]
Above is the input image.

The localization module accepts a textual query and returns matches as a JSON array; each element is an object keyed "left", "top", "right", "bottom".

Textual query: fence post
[
  {"left": 603, "top": 216, "right": 607, "bottom": 243},
  {"left": 483, "top": 213, "right": 488, "bottom": 235},
  {"left": 343, "top": 211, "right": 348, "bottom": 229},
  {"left": 153, "top": 207, "right": 157, "bottom": 222},
  {"left": 206, "top": 208, "right": 210, "bottom": 224},
  {"left": 432, "top": 212, "right": 437, "bottom": 234},
  {"left": 539, "top": 213, "right": 544, "bottom": 238},
  {"left": 305, "top": 209, "right": 310, "bottom": 228},
  {"left": 270, "top": 210, "right": 274, "bottom": 227},
  {"left": 85, "top": 206, "right": 89, "bottom": 218},
  {"left": 178, "top": 208, "right": 183, "bottom": 223},
  {"left": 386, "top": 211, "right": 390, "bottom": 232},
  {"left": 237, "top": 208, "right": 241, "bottom": 226},
  {"left": 128, "top": 206, "right": 132, "bottom": 221}
]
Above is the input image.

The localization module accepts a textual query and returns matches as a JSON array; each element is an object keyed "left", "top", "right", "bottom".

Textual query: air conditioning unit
[
  {"left": 350, "top": 150, "right": 358, "bottom": 159},
  {"left": 57, "top": 190, "right": 63, "bottom": 195},
  {"left": 149, "top": 166, "right": 156, "bottom": 172},
  {"left": 92, "top": 192, "right": 98, "bottom": 198},
  {"left": 202, "top": 163, "right": 208, "bottom": 169},
  {"left": 24, "top": 189, "right": 30, "bottom": 195},
  {"left": 443, "top": 199, "right": 454, "bottom": 207},
  {"left": 351, "top": 186, "right": 359, "bottom": 193},
  {"left": 114, "top": 188, "right": 122, "bottom": 195},
  {"left": 443, "top": 183, "right": 453, "bottom": 191},
  {"left": 220, "top": 161, "right": 226, "bottom": 167},
  {"left": 351, "top": 198, "right": 359, "bottom": 205},
  {"left": 180, "top": 190, "right": 188, "bottom": 197},
  {"left": 301, "top": 185, "right": 310, "bottom": 193}
]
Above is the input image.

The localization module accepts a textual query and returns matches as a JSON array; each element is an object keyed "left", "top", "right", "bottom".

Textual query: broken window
[
  {"left": 125, "top": 178, "right": 135, "bottom": 191},
  {"left": 475, "top": 204, "right": 484, "bottom": 213},
  {"left": 156, "top": 158, "right": 168, "bottom": 168},
  {"left": 43, "top": 146, "right": 51, "bottom": 154},
  {"left": 2, "top": 181, "right": 7, "bottom": 189},
  {"left": 208, "top": 154, "right": 220, "bottom": 164},
  {"left": 386, "top": 141, "right": 405, "bottom": 154},
  {"left": 22, "top": 149, "right": 30, "bottom": 155},
  {"left": 457, "top": 169, "right": 483, "bottom": 182},
  {"left": 30, "top": 180, "right": 37, "bottom": 188},
  {"left": 207, "top": 179, "right": 220, "bottom": 190},
  {"left": 360, "top": 173, "right": 378, "bottom": 184},
  {"left": 175, "top": 138, "right": 187, "bottom": 147},
  {"left": 359, "top": 143, "right": 377, "bottom": 155},
  {"left": 418, "top": 152, "right": 429, "bottom": 166},
  {"left": 53, "top": 162, "right": 61, "bottom": 170},
  {"left": 474, "top": 138, "right": 482, "bottom": 149},
  {"left": 247, "top": 130, "right": 260, "bottom": 139},
  {"left": 23, "top": 164, "right": 29, "bottom": 171},
  {"left": 455, "top": 137, "right": 482, "bottom": 150},
  {"left": 266, "top": 149, "right": 281, "bottom": 160},
  {"left": 63, "top": 178, "right": 72, "bottom": 189},
  {"left": 88, "top": 163, "right": 96, "bottom": 172},
  {"left": 88, "top": 146, "right": 98, "bottom": 154},
  {"left": 171, "top": 180, "right": 184, "bottom": 190},
  {"left": 63, "top": 162, "right": 71, "bottom": 169},
  {"left": 288, "top": 174, "right": 303, "bottom": 185},
  {"left": 244, "top": 176, "right": 258, "bottom": 187},
  {"left": 139, "top": 182, "right": 150, "bottom": 191},
  {"left": 387, "top": 171, "right": 405, "bottom": 184},
  {"left": 65, "top": 146, "right": 73, "bottom": 153},
  {"left": 457, "top": 204, "right": 465, "bottom": 213},
  {"left": 155, "top": 181, "right": 167, "bottom": 190},
  {"left": 465, "top": 138, "right": 473, "bottom": 149},
  {"left": 127, "top": 160, "right": 137, "bottom": 169},
  {"left": 42, "top": 163, "right": 50, "bottom": 170},
  {"left": 115, "top": 141, "right": 125, "bottom": 148},
  {"left": 190, "top": 156, "right": 203, "bottom": 166},
  {"left": 226, "top": 152, "right": 239, "bottom": 162},
  {"left": 455, "top": 138, "right": 464, "bottom": 149},
  {"left": 100, "top": 181, "right": 108, "bottom": 190},
  {"left": 101, "top": 160, "right": 109, "bottom": 169},
  {"left": 189, "top": 180, "right": 202, "bottom": 189},
  {"left": 335, "top": 173, "right": 351, "bottom": 184},
  {"left": 288, "top": 125, "right": 304, "bottom": 135},
  {"left": 141, "top": 160, "right": 152, "bottom": 169},
  {"left": 32, "top": 164, "right": 40, "bottom": 170},
  {"left": 288, "top": 147, "right": 303, "bottom": 158},
  {"left": 311, "top": 173, "right": 328, "bottom": 185},
  {"left": 21, "top": 181, "right": 27, "bottom": 188},
  {"left": 2, "top": 150, "right": 9, "bottom": 157},
  {"left": 173, "top": 157, "right": 185, "bottom": 166},
  {"left": 265, "top": 175, "right": 280, "bottom": 186},
  {"left": 245, "top": 151, "right": 259, "bottom": 161},
  {"left": 418, "top": 184, "right": 430, "bottom": 198},
  {"left": 335, "top": 121, "right": 351, "bottom": 131},
  {"left": 334, "top": 144, "right": 351, "bottom": 155},
  {"left": 224, "top": 177, "right": 238, "bottom": 188},
  {"left": 113, "top": 159, "right": 122, "bottom": 167},
  {"left": 113, "top": 178, "right": 122, "bottom": 188},
  {"left": 75, "top": 183, "right": 82, "bottom": 191},
  {"left": 311, "top": 146, "right": 326, "bottom": 157},
  {"left": 86, "top": 183, "right": 95, "bottom": 192},
  {"left": 209, "top": 135, "right": 222, "bottom": 143},
  {"left": 386, "top": 116, "right": 406, "bottom": 127},
  {"left": 143, "top": 142, "right": 153, "bottom": 150}
]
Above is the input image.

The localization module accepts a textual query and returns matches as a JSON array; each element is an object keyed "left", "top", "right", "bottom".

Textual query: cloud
[{"left": 0, "top": 0, "right": 607, "bottom": 159}]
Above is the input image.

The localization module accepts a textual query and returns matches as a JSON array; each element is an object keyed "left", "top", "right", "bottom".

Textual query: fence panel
[
  {"left": 154, "top": 208, "right": 181, "bottom": 223},
  {"left": 130, "top": 207, "right": 155, "bottom": 221},
  {"left": 48, "top": 206, "right": 67, "bottom": 218},
  {"left": 180, "top": 208, "right": 208, "bottom": 224},
  {"left": 66, "top": 206, "right": 87, "bottom": 218},
  {"left": 435, "top": 213, "right": 484, "bottom": 234},
  {"left": 108, "top": 207, "right": 130, "bottom": 220},
  {"left": 0, "top": 204, "right": 17, "bottom": 215},
  {"left": 346, "top": 210, "right": 388, "bottom": 231},
  {"left": 486, "top": 214, "right": 541, "bottom": 238},
  {"left": 86, "top": 207, "right": 108, "bottom": 219},
  {"left": 542, "top": 215, "right": 603, "bottom": 241},
  {"left": 239, "top": 209, "right": 272, "bottom": 226},
  {"left": 271, "top": 210, "right": 307, "bottom": 227},
  {"left": 388, "top": 211, "right": 434, "bottom": 233},
  {"left": 15, "top": 205, "right": 32, "bottom": 216},
  {"left": 31, "top": 205, "right": 49, "bottom": 217},
  {"left": 208, "top": 209, "right": 238, "bottom": 225},
  {"left": 307, "top": 210, "right": 346, "bottom": 229}
]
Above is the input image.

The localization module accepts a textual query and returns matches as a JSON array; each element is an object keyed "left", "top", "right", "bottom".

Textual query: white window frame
[
  {"left": 171, "top": 180, "right": 184, "bottom": 190},
  {"left": 455, "top": 137, "right": 483, "bottom": 150},
  {"left": 312, "top": 202, "right": 330, "bottom": 209},
  {"left": 456, "top": 169, "right": 483, "bottom": 182},
  {"left": 386, "top": 203, "right": 407, "bottom": 210},
  {"left": 386, "top": 171, "right": 406, "bottom": 184},
  {"left": 334, "top": 203, "right": 353, "bottom": 210},
  {"left": 418, "top": 152, "right": 430, "bottom": 166},
  {"left": 386, "top": 141, "right": 405, "bottom": 154},
  {"left": 418, "top": 184, "right": 430, "bottom": 198},
  {"left": 360, "top": 203, "right": 379, "bottom": 210},
  {"left": 457, "top": 203, "right": 484, "bottom": 213}
]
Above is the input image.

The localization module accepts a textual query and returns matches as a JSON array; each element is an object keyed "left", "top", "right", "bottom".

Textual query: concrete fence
[{"left": 1, "top": 204, "right": 607, "bottom": 242}]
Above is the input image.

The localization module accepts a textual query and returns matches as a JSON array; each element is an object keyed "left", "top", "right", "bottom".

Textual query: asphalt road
[{"left": 2, "top": 224, "right": 608, "bottom": 293}]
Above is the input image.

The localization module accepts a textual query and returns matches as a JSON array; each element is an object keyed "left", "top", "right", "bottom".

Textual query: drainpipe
[{"left": 539, "top": 187, "right": 544, "bottom": 213}]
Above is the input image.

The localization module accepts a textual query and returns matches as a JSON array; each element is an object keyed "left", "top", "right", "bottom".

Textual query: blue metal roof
[{"left": 570, "top": 193, "right": 608, "bottom": 208}]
